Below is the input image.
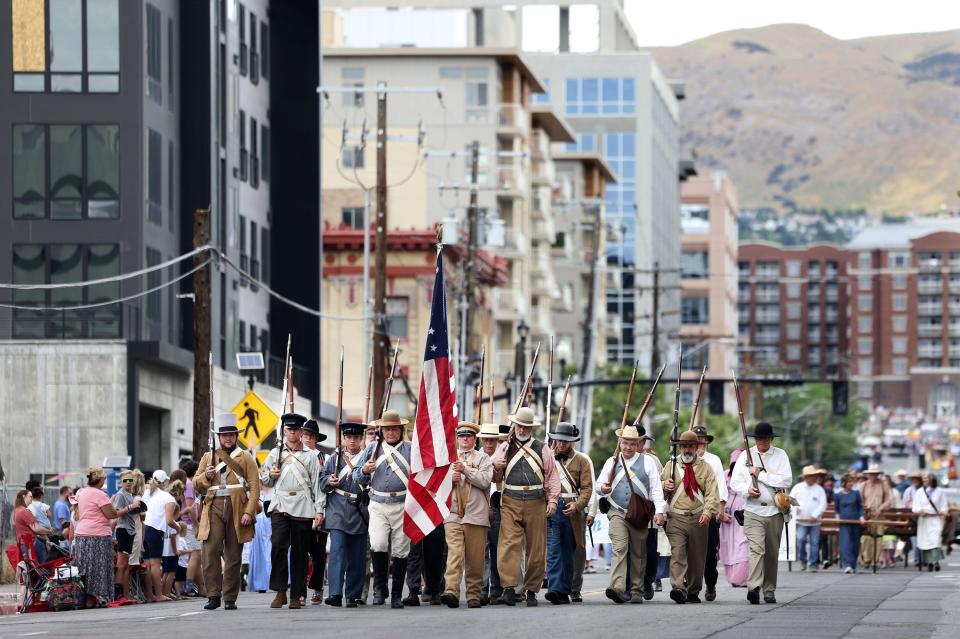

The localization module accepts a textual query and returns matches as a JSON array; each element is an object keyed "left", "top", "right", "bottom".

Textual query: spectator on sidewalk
[
  {"left": 74, "top": 468, "right": 122, "bottom": 608},
  {"left": 12, "top": 489, "right": 50, "bottom": 564},
  {"left": 112, "top": 470, "right": 143, "bottom": 601},
  {"left": 28, "top": 486, "right": 53, "bottom": 563},
  {"left": 171, "top": 466, "right": 203, "bottom": 597},
  {"left": 834, "top": 474, "right": 864, "bottom": 574},
  {"left": 54, "top": 486, "right": 73, "bottom": 542},
  {"left": 144, "top": 470, "right": 185, "bottom": 602},
  {"left": 790, "top": 465, "right": 827, "bottom": 572}
]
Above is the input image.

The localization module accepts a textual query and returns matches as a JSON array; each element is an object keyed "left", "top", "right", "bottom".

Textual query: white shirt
[
  {"left": 790, "top": 481, "right": 827, "bottom": 521},
  {"left": 595, "top": 452, "right": 668, "bottom": 514},
  {"left": 730, "top": 445, "right": 793, "bottom": 517},
  {"left": 144, "top": 489, "right": 176, "bottom": 531},
  {"left": 701, "top": 450, "right": 729, "bottom": 502}
]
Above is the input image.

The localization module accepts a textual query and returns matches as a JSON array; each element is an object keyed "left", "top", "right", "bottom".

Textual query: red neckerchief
[{"left": 682, "top": 461, "right": 700, "bottom": 500}]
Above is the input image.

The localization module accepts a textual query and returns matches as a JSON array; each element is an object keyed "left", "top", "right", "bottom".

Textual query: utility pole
[
  {"left": 460, "top": 140, "right": 480, "bottom": 416},
  {"left": 192, "top": 207, "right": 211, "bottom": 459},
  {"left": 372, "top": 82, "right": 389, "bottom": 416},
  {"left": 579, "top": 205, "right": 602, "bottom": 452},
  {"left": 651, "top": 260, "right": 661, "bottom": 373}
]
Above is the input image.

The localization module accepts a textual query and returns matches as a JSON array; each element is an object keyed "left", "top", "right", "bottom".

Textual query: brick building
[{"left": 737, "top": 242, "right": 850, "bottom": 377}]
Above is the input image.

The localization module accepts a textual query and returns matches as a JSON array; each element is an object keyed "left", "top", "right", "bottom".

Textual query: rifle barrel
[
  {"left": 632, "top": 363, "right": 666, "bottom": 427},
  {"left": 687, "top": 366, "right": 707, "bottom": 431},
  {"left": 731, "top": 371, "right": 759, "bottom": 491}
]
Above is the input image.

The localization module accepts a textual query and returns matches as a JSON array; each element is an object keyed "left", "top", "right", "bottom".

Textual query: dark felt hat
[{"left": 749, "top": 422, "right": 777, "bottom": 438}]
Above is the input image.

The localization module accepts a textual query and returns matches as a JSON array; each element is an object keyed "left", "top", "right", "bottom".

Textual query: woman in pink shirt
[{"left": 74, "top": 468, "right": 124, "bottom": 607}]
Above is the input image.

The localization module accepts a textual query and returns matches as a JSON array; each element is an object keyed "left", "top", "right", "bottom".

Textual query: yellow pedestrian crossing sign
[{"left": 232, "top": 390, "right": 278, "bottom": 451}]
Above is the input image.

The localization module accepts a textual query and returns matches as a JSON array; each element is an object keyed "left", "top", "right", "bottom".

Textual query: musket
[
  {"left": 208, "top": 352, "right": 216, "bottom": 457},
  {"left": 456, "top": 450, "right": 466, "bottom": 518},
  {"left": 363, "top": 363, "right": 373, "bottom": 424},
  {"left": 556, "top": 375, "right": 572, "bottom": 426},
  {"left": 545, "top": 336, "right": 554, "bottom": 441},
  {"left": 669, "top": 345, "right": 683, "bottom": 484},
  {"left": 274, "top": 335, "right": 292, "bottom": 470},
  {"left": 606, "top": 360, "right": 639, "bottom": 484},
  {"left": 512, "top": 341, "right": 542, "bottom": 415},
  {"left": 631, "top": 363, "right": 666, "bottom": 428},
  {"left": 687, "top": 365, "right": 708, "bottom": 432},
  {"left": 380, "top": 339, "right": 401, "bottom": 419},
  {"left": 732, "top": 371, "right": 760, "bottom": 492},
  {"left": 474, "top": 345, "right": 486, "bottom": 424},
  {"left": 334, "top": 346, "right": 344, "bottom": 474}
]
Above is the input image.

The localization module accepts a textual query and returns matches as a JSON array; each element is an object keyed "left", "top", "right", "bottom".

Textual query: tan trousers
[
  {"left": 607, "top": 510, "right": 648, "bottom": 597},
  {"left": 665, "top": 512, "right": 708, "bottom": 596},
  {"left": 498, "top": 496, "right": 546, "bottom": 593},
  {"left": 744, "top": 511, "right": 784, "bottom": 594},
  {"left": 443, "top": 522, "right": 488, "bottom": 602},
  {"left": 202, "top": 497, "right": 242, "bottom": 600}
]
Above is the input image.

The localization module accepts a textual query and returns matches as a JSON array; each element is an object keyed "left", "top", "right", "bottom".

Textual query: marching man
[
  {"left": 354, "top": 409, "right": 414, "bottom": 609},
  {"left": 440, "top": 422, "right": 493, "bottom": 608},
  {"left": 661, "top": 430, "right": 720, "bottom": 604},
  {"left": 193, "top": 413, "right": 260, "bottom": 611},
  {"left": 260, "top": 413, "right": 324, "bottom": 610}
]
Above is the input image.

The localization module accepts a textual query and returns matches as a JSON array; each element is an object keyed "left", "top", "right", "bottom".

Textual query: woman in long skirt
[
  {"left": 719, "top": 450, "right": 750, "bottom": 587},
  {"left": 912, "top": 474, "right": 948, "bottom": 571}
]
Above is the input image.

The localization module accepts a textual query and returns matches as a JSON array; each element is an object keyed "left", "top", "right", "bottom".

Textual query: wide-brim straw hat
[
  {"left": 801, "top": 465, "right": 820, "bottom": 477},
  {"left": 863, "top": 464, "right": 882, "bottom": 475},
  {"left": 615, "top": 425, "right": 642, "bottom": 440},
  {"left": 478, "top": 423, "right": 503, "bottom": 439},
  {"left": 371, "top": 409, "right": 410, "bottom": 428}
]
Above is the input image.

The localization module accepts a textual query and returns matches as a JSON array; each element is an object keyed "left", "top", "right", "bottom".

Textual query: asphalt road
[{"left": 1, "top": 561, "right": 958, "bottom": 639}]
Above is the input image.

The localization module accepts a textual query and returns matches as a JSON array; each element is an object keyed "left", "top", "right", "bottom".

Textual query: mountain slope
[{"left": 650, "top": 24, "right": 960, "bottom": 214}]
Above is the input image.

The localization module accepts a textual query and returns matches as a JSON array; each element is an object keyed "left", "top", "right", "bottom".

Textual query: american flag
[{"left": 403, "top": 249, "right": 458, "bottom": 544}]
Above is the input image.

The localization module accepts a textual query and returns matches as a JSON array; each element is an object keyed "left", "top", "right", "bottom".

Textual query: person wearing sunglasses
[{"left": 113, "top": 470, "right": 144, "bottom": 601}]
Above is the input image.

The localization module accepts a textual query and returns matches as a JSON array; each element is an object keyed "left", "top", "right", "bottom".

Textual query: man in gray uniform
[
  {"left": 320, "top": 421, "right": 369, "bottom": 608},
  {"left": 354, "top": 409, "right": 413, "bottom": 609}
]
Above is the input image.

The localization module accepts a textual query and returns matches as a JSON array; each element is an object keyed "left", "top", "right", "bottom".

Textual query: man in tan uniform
[
  {"left": 441, "top": 422, "right": 494, "bottom": 609},
  {"left": 661, "top": 430, "right": 720, "bottom": 604},
  {"left": 490, "top": 407, "right": 561, "bottom": 607},
  {"left": 193, "top": 413, "right": 261, "bottom": 611}
]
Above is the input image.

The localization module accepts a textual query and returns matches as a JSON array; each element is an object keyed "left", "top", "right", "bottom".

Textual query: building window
[
  {"left": 147, "top": 129, "right": 162, "bottom": 224},
  {"left": 341, "top": 146, "right": 364, "bottom": 169},
  {"left": 893, "top": 316, "right": 908, "bottom": 333},
  {"left": 146, "top": 4, "right": 162, "bottom": 102},
  {"left": 786, "top": 302, "right": 801, "bottom": 320},
  {"left": 858, "top": 338, "right": 872, "bottom": 354},
  {"left": 249, "top": 116, "right": 260, "bottom": 188},
  {"left": 342, "top": 67, "right": 364, "bottom": 106},
  {"left": 680, "top": 250, "right": 708, "bottom": 279},
  {"left": 238, "top": 3, "right": 247, "bottom": 76},
  {"left": 858, "top": 317, "right": 872, "bottom": 333},
  {"left": 858, "top": 294, "right": 873, "bottom": 312},
  {"left": 342, "top": 207, "right": 364, "bottom": 230},
  {"left": 786, "top": 282, "right": 801, "bottom": 298},
  {"left": 12, "top": 0, "right": 120, "bottom": 93},
  {"left": 888, "top": 251, "right": 910, "bottom": 268},
  {"left": 892, "top": 273, "right": 907, "bottom": 289},
  {"left": 466, "top": 81, "right": 488, "bottom": 120},
  {"left": 145, "top": 247, "right": 161, "bottom": 338},
  {"left": 786, "top": 345, "right": 801, "bottom": 361},
  {"left": 239, "top": 110, "right": 248, "bottom": 181},
  {"left": 260, "top": 20, "right": 269, "bottom": 80},
  {"left": 857, "top": 381, "right": 873, "bottom": 398},
  {"left": 385, "top": 297, "right": 409, "bottom": 337},
  {"left": 249, "top": 11, "right": 259, "bottom": 84},
  {"left": 892, "top": 293, "right": 908, "bottom": 311},
  {"left": 532, "top": 77, "right": 551, "bottom": 105},
  {"left": 13, "top": 124, "right": 120, "bottom": 220},
  {"left": 892, "top": 358, "right": 908, "bottom": 375},
  {"left": 681, "top": 296, "right": 709, "bottom": 324},
  {"left": 858, "top": 251, "right": 871, "bottom": 269},
  {"left": 858, "top": 358, "right": 873, "bottom": 375},
  {"left": 786, "top": 260, "right": 801, "bottom": 278},
  {"left": 680, "top": 341, "right": 708, "bottom": 370},
  {"left": 893, "top": 337, "right": 907, "bottom": 354},
  {"left": 261, "top": 226, "right": 270, "bottom": 285},
  {"left": 260, "top": 125, "right": 270, "bottom": 182},
  {"left": 12, "top": 243, "right": 120, "bottom": 338},
  {"left": 167, "top": 140, "right": 175, "bottom": 231},
  {"left": 786, "top": 323, "right": 801, "bottom": 340},
  {"left": 565, "top": 77, "right": 635, "bottom": 115}
]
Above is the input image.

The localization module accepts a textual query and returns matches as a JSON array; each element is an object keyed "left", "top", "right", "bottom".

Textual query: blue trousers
[
  {"left": 546, "top": 506, "right": 576, "bottom": 595},
  {"left": 327, "top": 529, "right": 368, "bottom": 600},
  {"left": 839, "top": 525, "right": 860, "bottom": 570},
  {"left": 483, "top": 508, "right": 501, "bottom": 595},
  {"left": 796, "top": 524, "right": 821, "bottom": 566}
]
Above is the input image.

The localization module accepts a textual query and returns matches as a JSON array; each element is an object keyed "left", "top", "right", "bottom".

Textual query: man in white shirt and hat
[
  {"left": 595, "top": 424, "right": 667, "bottom": 605},
  {"left": 790, "top": 465, "right": 828, "bottom": 572},
  {"left": 730, "top": 422, "right": 794, "bottom": 605}
]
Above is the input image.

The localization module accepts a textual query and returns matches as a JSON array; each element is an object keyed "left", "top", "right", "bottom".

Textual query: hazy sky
[{"left": 625, "top": 0, "right": 960, "bottom": 46}]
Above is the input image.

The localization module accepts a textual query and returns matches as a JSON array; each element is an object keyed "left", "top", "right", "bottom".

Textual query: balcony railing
[
  {"left": 493, "top": 289, "right": 526, "bottom": 318},
  {"left": 918, "top": 345, "right": 943, "bottom": 358},
  {"left": 497, "top": 104, "right": 529, "bottom": 136},
  {"left": 919, "top": 325, "right": 943, "bottom": 337},
  {"left": 919, "top": 303, "right": 942, "bottom": 315},
  {"left": 496, "top": 164, "right": 526, "bottom": 194},
  {"left": 755, "top": 269, "right": 780, "bottom": 281},
  {"left": 754, "top": 333, "right": 780, "bottom": 345},
  {"left": 755, "top": 291, "right": 779, "bottom": 303},
  {"left": 918, "top": 281, "right": 942, "bottom": 294},
  {"left": 756, "top": 312, "right": 780, "bottom": 323}
]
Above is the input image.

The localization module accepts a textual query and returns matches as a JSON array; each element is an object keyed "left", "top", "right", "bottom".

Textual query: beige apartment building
[{"left": 680, "top": 173, "right": 738, "bottom": 408}]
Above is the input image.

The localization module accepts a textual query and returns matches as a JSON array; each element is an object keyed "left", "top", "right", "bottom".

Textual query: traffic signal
[
  {"left": 709, "top": 380, "right": 724, "bottom": 414},
  {"left": 832, "top": 381, "right": 848, "bottom": 416}
]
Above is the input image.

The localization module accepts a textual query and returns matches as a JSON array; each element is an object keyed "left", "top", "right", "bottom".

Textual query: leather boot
[
  {"left": 270, "top": 591, "right": 288, "bottom": 609},
  {"left": 371, "top": 552, "right": 389, "bottom": 605},
  {"left": 391, "top": 557, "right": 408, "bottom": 609},
  {"left": 204, "top": 596, "right": 221, "bottom": 610}
]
